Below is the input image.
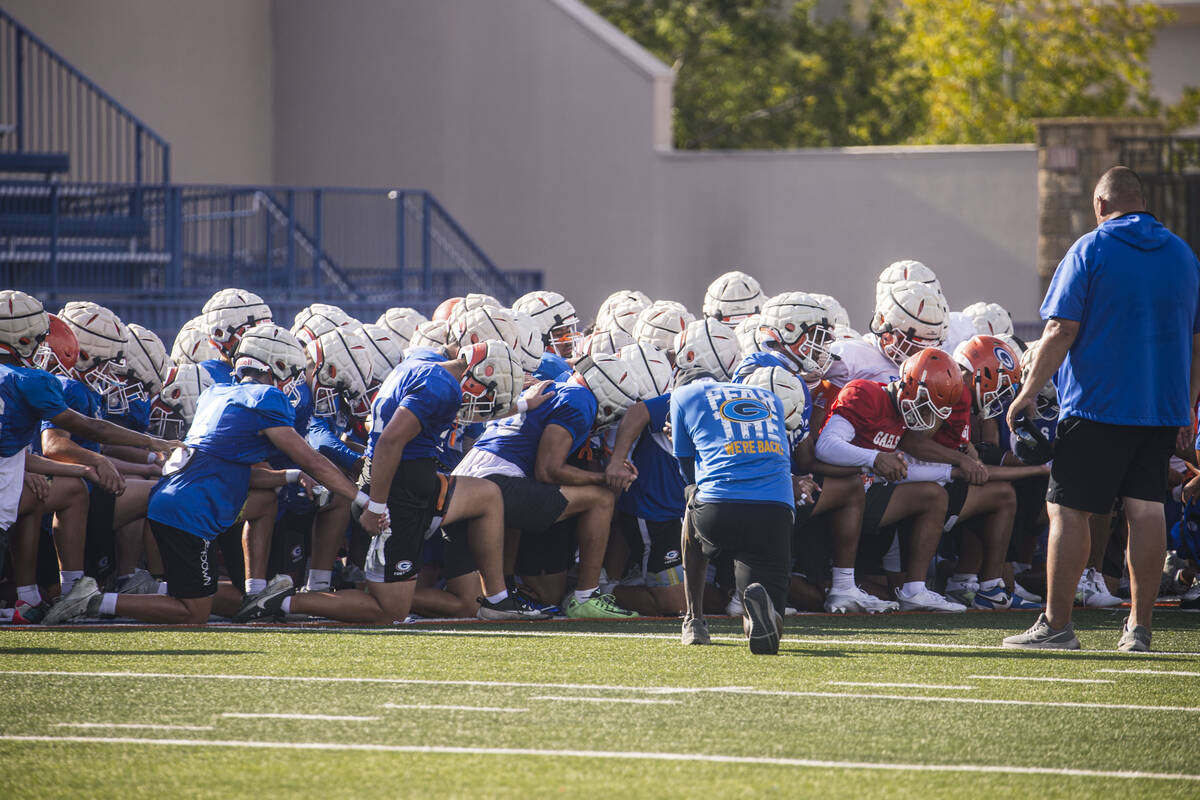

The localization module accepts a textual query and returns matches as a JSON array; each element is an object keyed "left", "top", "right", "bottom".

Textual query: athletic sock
[
  {"left": 574, "top": 587, "right": 598, "bottom": 604},
  {"left": 831, "top": 567, "right": 856, "bottom": 592},
  {"left": 280, "top": 596, "right": 293, "bottom": 614},
  {"left": 1011, "top": 561, "right": 1031, "bottom": 574},
  {"left": 898, "top": 581, "right": 926, "bottom": 597},
  {"left": 305, "top": 569, "right": 332, "bottom": 592},
  {"left": 98, "top": 593, "right": 119, "bottom": 616},
  {"left": 979, "top": 578, "right": 1004, "bottom": 591},
  {"left": 156, "top": 582, "right": 169, "bottom": 595},
  {"left": 17, "top": 584, "right": 42, "bottom": 607},
  {"left": 245, "top": 578, "right": 267, "bottom": 595},
  {"left": 485, "top": 590, "right": 508, "bottom": 604},
  {"left": 59, "top": 570, "right": 83, "bottom": 594},
  {"left": 946, "top": 573, "right": 978, "bottom": 591}
]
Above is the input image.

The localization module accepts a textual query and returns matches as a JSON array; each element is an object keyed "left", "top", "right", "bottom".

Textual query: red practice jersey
[{"left": 824, "top": 379, "right": 905, "bottom": 453}]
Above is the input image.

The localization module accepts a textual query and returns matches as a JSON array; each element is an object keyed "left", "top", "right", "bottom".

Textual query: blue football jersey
[
  {"left": 0, "top": 363, "right": 69, "bottom": 457},
  {"left": 733, "top": 351, "right": 789, "bottom": 380},
  {"left": 148, "top": 382, "right": 295, "bottom": 539},
  {"left": 306, "top": 412, "right": 360, "bottom": 473},
  {"left": 199, "top": 359, "right": 234, "bottom": 385},
  {"left": 41, "top": 377, "right": 102, "bottom": 453},
  {"left": 103, "top": 396, "right": 151, "bottom": 433},
  {"left": 670, "top": 380, "right": 794, "bottom": 508},
  {"left": 617, "top": 393, "right": 686, "bottom": 522},
  {"left": 472, "top": 382, "right": 596, "bottom": 477},
  {"left": 367, "top": 350, "right": 460, "bottom": 462},
  {"left": 535, "top": 352, "right": 572, "bottom": 382}
]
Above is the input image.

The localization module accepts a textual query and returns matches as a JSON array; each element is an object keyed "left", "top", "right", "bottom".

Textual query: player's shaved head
[{"left": 1094, "top": 166, "right": 1145, "bottom": 214}]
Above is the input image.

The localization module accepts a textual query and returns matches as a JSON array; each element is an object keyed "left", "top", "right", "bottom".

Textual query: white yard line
[
  {"left": 54, "top": 722, "right": 214, "bottom": 731},
  {"left": 531, "top": 696, "right": 679, "bottom": 705},
  {"left": 1, "top": 735, "right": 1197, "bottom": 782},
  {"left": 827, "top": 682, "right": 975, "bottom": 690},
  {"left": 714, "top": 689, "right": 1200, "bottom": 713},
  {"left": 1097, "top": 669, "right": 1200, "bottom": 678},
  {"left": 967, "top": 675, "right": 1114, "bottom": 684},
  {"left": 220, "top": 713, "right": 378, "bottom": 722},
  {"left": 383, "top": 703, "right": 528, "bottom": 713}
]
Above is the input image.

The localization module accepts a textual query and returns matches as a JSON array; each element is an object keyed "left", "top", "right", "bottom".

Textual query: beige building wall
[{"left": 2, "top": 0, "right": 275, "bottom": 184}]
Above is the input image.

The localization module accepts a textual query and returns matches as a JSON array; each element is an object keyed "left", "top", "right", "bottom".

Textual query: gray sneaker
[
  {"left": 742, "top": 583, "right": 782, "bottom": 655},
  {"left": 1002, "top": 612, "right": 1080, "bottom": 650},
  {"left": 1117, "top": 617, "right": 1151, "bottom": 652},
  {"left": 41, "top": 577, "right": 101, "bottom": 625},
  {"left": 232, "top": 574, "right": 295, "bottom": 622},
  {"left": 116, "top": 568, "right": 160, "bottom": 595},
  {"left": 681, "top": 615, "right": 711, "bottom": 645}
]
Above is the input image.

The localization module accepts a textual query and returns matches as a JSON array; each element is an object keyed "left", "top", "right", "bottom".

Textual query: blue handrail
[{"left": 0, "top": 8, "right": 170, "bottom": 183}]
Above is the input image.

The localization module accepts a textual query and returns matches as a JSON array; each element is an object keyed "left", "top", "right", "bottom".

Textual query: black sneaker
[
  {"left": 477, "top": 593, "right": 552, "bottom": 621},
  {"left": 742, "top": 583, "right": 782, "bottom": 655},
  {"left": 233, "top": 575, "right": 295, "bottom": 622}
]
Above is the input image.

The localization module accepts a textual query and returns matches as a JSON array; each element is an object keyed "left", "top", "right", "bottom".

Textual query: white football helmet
[
  {"left": 573, "top": 352, "right": 646, "bottom": 427},
  {"left": 201, "top": 288, "right": 272, "bottom": 357},
  {"left": 356, "top": 323, "right": 404, "bottom": 387},
  {"left": 673, "top": 318, "right": 740, "bottom": 384},
  {"left": 292, "top": 303, "right": 353, "bottom": 347},
  {"left": 733, "top": 314, "right": 761, "bottom": 356},
  {"left": 755, "top": 292, "right": 836, "bottom": 377},
  {"left": 376, "top": 307, "right": 428, "bottom": 347},
  {"left": 172, "top": 317, "right": 225, "bottom": 365},
  {"left": 808, "top": 293, "right": 851, "bottom": 330},
  {"left": 1020, "top": 339, "right": 1059, "bottom": 420},
  {"left": 233, "top": 323, "right": 306, "bottom": 403},
  {"left": 618, "top": 342, "right": 673, "bottom": 397},
  {"left": 871, "top": 280, "right": 949, "bottom": 365},
  {"left": 118, "top": 323, "right": 169, "bottom": 403},
  {"left": 596, "top": 290, "right": 652, "bottom": 336},
  {"left": 513, "top": 290, "right": 581, "bottom": 357},
  {"left": 450, "top": 304, "right": 520, "bottom": 352},
  {"left": 59, "top": 301, "right": 130, "bottom": 407},
  {"left": 876, "top": 260, "right": 941, "bottom": 308},
  {"left": 459, "top": 340, "right": 524, "bottom": 422},
  {"left": 511, "top": 310, "right": 544, "bottom": 374},
  {"left": 962, "top": 302, "right": 1014, "bottom": 337},
  {"left": 580, "top": 328, "right": 636, "bottom": 357},
  {"left": 702, "top": 270, "right": 764, "bottom": 323},
  {"left": 150, "top": 364, "right": 214, "bottom": 439},
  {"left": 740, "top": 366, "right": 809, "bottom": 433},
  {"left": 408, "top": 320, "right": 452, "bottom": 352},
  {"left": 0, "top": 289, "right": 49, "bottom": 365},
  {"left": 632, "top": 300, "right": 694, "bottom": 352},
  {"left": 307, "top": 328, "right": 375, "bottom": 418}
]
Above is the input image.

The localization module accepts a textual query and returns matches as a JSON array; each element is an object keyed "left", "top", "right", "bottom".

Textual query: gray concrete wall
[{"left": 2, "top": 0, "right": 275, "bottom": 184}]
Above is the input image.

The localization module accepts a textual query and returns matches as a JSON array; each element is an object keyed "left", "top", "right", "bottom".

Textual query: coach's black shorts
[
  {"left": 1048, "top": 416, "right": 1177, "bottom": 515},
  {"left": 484, "top": 475, "right": 568, "bottom": 533},
  {"left": 149, "top": 520, "right": 217, "bottom": 599},
  {"left": 614, "top": 511, "right": 683, "bottom": 581},
  {"left": 364, "top": 458, "right": 455, "bottom": 583},
  {"left": 687, "top": 499, "right": 793, "bottom": 615}
]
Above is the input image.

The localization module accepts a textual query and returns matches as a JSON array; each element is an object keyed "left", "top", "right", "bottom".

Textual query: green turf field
[{"left": 2, "top": 609, "right": 1199, "bottom": 798}]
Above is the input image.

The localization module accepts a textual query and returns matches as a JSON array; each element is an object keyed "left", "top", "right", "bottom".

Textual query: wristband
[
  {"left": 367, "top": 499, "right": 388, "bottom": 515},
  {"left": 516, "top": 397, "right": 529, "bottom": 414},
  {"left": 285, "top": 469, "right": 301, "bottom": 485},
  {"left": 147, "top": 452, "right": 158, "bottom": 464},
  {"left": 354, "top": 490, "right": 370, "bottom": 509}
]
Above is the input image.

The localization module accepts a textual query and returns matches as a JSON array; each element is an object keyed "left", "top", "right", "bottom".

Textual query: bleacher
[{"left": 0, "top": 8, "right": 540, "bottom": 342}]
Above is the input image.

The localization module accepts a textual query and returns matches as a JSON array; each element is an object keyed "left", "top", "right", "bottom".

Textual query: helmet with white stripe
[
  {"left": 739, "top": 365, "right": 809, "bottom": 433},
  {"left": 876, "top": 260, "right": 941, "bottom": 308},
  {"left": 118, "top": 323, "right": 169, "bottom": 401},
  {"left": 450, "top": 304, "right": 520, "bottom": 352},
  {"left": 871, "top": 280, "right": 948, "bottom": 366},
  {"left": 513, "top": 290, "right": 582, "bottom": 357},
  {"left": 307, "top": 328, "right": 375, "bottom": 418},
  {"left": 292, "top": 303, "right": 353, "bottom": 347},
  {"left": 511, "top": 310, "right": 544, "bottom": 374},
  {"left": 596, "top": 290, "right": 652, "bottom": 336},
  {"left": 808, "top": 293, "right": 851, "bottom": 330},
  {"left": 459, "top": 340, "right": 524, "bottom": 422},
  {"left": 356, "top": 323, "right": 404, "bottom": 386},
  {"left": 962, "top": 302, "right": 1014, "bottom": 338},
  {"left": 0, "top": 289, "right": 49, "bottom": 364},
  {"left": 632, "top": 300, "right": 694, "bottom": 352},
  {"left": 60, "top": 301, "right": 130, "bottom": 407},
  {"left": 755, "top": 292, "right": 836, "bottom": 377},
  {"left": 674, "top": 317, "right": 740, "bottom": 384},
  {"left": 201, "top": 288, "right": 272, "bottom": 357},
  {"left": 572, "top": 353, "right": 646, "bottom": 427},
  {"left": 376, "top": 307, "right": 428, "bottom": 347},
  {"left": 408, "top": 320, "right": 452, "bottom": 352},
  {"left": 580, "top": 328, "right": 635, "bottom": 357},
  {"left": 233, "top": 323, "right": 306, "bottom": 404},
  {"left": 150, "top": 364, "right": 214, "bottom": 439},
  {"left": 617, "top": 342, "right": 673, "bottom": 397},
  {"left": 703, "top": 270, "right": 764, "bottom": 323},
  {"left": 734, "top": 314, "right": 761, "bottom": 356},
  {"left": 172, "top": 317, "right": 224, "bottom": 365}
]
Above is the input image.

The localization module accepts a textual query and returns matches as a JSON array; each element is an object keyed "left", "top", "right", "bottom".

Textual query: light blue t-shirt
[
  {"left": 670, "top": 380, "right": 793, "bottom": 509},
  {"left": 1042, "top": 213, "right": 1200, "bottom": 426}
]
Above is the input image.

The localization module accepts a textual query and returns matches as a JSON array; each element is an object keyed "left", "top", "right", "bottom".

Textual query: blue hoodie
[{"left": 1041, "top": 213, "right": 1200, "bottom": 426}]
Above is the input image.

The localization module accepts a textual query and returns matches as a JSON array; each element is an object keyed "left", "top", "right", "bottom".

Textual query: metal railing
[
  {"left": 0, "top": 8, "right": 170, "bottom": 183},
  {"left": 0, "top": 182, "right": 541, "bottom": 341},
  {"left": 1116, "top": 136, "right": 1200, "bottom": 257}
]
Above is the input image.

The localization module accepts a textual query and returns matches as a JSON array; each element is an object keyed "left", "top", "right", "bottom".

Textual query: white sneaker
[
  {"left": 1076, "top": 567, "right": 1122, "bottom": 608},
  {"left": 725, "top": 592, "right": 744, "bottom": 616},
  {"left": 1013, "top": 581, "right": 1042, "bottom": 604},
  {"left": 825, "top": 585, "right": 899, "bottom": 614},
  {"left": 1183, "top": 577, "right": 1200, "bottom": 602},
  {"left": 894, "top": 586, "right": 967, "bottom": 613}
]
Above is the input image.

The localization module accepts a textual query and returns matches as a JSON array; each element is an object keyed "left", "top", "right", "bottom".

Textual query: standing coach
[{"left": 1004, "top": 166, "right": 1200, "bottom": 652}]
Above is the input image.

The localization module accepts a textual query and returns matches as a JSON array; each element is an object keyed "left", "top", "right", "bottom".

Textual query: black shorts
[
  {"left": 687, "top": 499, "right": 793, "bottom": 615},
  {"left": 84, "top": 488, "right": 117, "bottom": 583},
  {"left": 421, "top": 525, "right": 479, "bottom": 581},
  {"left": 149, "top": 520, "right": 217, "bottom": 599},
  {"left": 484, "top": 475, "right": 568, "bottom": 533},
  {"left": 856, "top": 482, "right": 899, "bottom": 575},
  {"left": 267, "top": 510, "right": 314, "bottom": 581},
  {"left": 515, "top": 517, "right": 577, "bottom": 577},
  {"left": 614, "top": 512, "right": 683, "bottom": 580},
  {"left": 1048, "top": 416, "right": 1177, "bottom": 514},
  {"left": 364, "top": 458, "right": 455, "bottom": 583},
  {"left": 791, "top": 513, "right": 832, "bottom": 584},
  {"left": 943, "top": 479, "right": 970, "bottom": 530}
]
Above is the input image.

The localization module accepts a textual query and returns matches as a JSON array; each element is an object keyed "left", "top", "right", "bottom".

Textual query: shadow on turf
[{"left": 0, "top": 646, "right": 262, "bottom": 656}]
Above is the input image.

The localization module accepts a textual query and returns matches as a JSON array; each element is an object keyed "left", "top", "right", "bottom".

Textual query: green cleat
[{"left": 564, "top": 591, "right": 639, "bottom": 619}]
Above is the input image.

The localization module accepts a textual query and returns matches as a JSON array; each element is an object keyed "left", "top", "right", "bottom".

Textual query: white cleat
[
  {"left": 824, "top": 585, "right": 899, "bottom": 614},
  {"left": 895, "top": 586, "right": 967, "bottom": 613}
]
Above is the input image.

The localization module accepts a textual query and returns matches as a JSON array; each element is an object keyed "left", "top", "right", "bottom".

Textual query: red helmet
[
  {"left": 432, "top": 297, "right": 463, "bottom": 323},
  {"left": 953, "top": 335, "right": 1020, "bottom": 419},
  {"left": 893, "top": 348, "right": 963, "bottom": 431},
  {"left": 33, "top": 314, "right": 79, "bottom": 376}
]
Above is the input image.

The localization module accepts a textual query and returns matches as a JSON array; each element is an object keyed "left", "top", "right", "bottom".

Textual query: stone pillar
[{"left": 1035, "top": 117, "right": 1165, "bottom": 296}]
